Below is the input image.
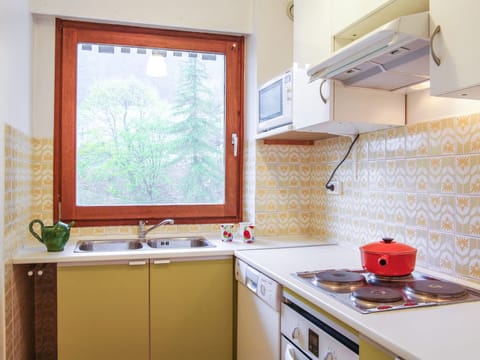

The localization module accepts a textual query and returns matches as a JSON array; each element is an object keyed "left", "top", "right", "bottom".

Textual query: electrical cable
[{"left": 325, "top": 134, "right": 360, "bottom": 192}]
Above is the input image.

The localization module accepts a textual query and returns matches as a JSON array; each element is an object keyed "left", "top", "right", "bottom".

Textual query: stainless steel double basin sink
[{"left": 74, "top": 236, "right": 215, "bottom": 253}]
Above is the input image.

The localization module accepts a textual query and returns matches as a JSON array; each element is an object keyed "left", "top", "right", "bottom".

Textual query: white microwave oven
[{"left": 258, "top": 69, "right": 293, "bottom": 133}]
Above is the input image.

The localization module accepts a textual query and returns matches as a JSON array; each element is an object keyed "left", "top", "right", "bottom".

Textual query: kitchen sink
[
  {"left": 146, "top": 236, "right": 215, "bottom": 249},
  {"left": 73, "top": 236, "right": 215, "bottom": 253},
  {"left": 74, "top": 239, "right": 146, "bottom": 253}
]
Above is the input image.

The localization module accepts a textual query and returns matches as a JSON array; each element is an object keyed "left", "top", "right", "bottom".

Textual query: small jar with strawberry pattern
[
  {"left": 220, "top": 224, "right": 234, "bottom": 242},
  {"left": 241, "top": 224, "right": 255, "bottom": 243}
]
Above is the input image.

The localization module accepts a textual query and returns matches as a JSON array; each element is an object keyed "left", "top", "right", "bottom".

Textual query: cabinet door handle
[
  {"left": 319, "top": 80, "right": 328, "bottom": 104},
  {"left": 128, "top": 260, "right": 147, "bottom": 266},
  {"left": 153, "top": 259, "right": 171, "bottom": 265},
  {"left": 430, "top": 25, "right": 441, "bottom": 66}
]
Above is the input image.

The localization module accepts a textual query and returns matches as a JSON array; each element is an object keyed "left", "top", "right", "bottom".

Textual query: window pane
[{"left": 76, "top": 44, "right": 226, "bottom": 206}]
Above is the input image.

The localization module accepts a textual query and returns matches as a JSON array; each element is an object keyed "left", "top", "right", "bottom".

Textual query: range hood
[{"left": 307, "top": 12, "right": 430, "bottom": 91}]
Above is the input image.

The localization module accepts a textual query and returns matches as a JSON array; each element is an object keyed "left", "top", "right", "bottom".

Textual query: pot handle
[
  {"left": 378, "top": 255, "right": 389, "bottom": 267},
  {"left": 382, "top": 237, "right": 394, "bottom": 244},
  {"left": 29, "top": 219, "right": 44, "bottom": 244}
]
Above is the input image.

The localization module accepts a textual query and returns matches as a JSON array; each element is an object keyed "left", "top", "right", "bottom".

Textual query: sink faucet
[{"left": 139, "top": 219, "right": 174, "bottom": 240}]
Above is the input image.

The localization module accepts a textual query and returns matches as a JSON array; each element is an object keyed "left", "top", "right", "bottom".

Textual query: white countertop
[
  {"left": 15, "top": 237, "right": 479, "bottom": 359},
  {"left": 12, "top": 233, "right": 333, "bottom": 264},
  {"left": 235, "top": 245, "right": 480, "bottom": 360}
]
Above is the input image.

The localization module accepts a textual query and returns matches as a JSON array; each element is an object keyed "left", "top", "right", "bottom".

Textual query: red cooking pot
[{"left": 360, "top": 237, "right": 417, "bottom": 276}]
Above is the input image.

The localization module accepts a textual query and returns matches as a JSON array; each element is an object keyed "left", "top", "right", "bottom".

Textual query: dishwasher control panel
[{"left": 235, "top": 259, "right": 281, "bottom": 311}]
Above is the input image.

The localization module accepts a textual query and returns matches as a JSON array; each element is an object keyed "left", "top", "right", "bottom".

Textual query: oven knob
[
  {"left": 292, "top": 327, "right": 300, "bottom": 340},
  {"left": 323, "top": 351, "right": 334, "bottom": 360}
]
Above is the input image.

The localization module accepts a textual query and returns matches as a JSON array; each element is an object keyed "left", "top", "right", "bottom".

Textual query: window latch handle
[{"left": 232, "top": 133, "right": 238, "bottom": 157}]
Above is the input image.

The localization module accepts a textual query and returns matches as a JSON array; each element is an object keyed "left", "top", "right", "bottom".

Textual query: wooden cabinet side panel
[
  {"left": 57, "top": 264, "right": 149, "bottom": 360},
  {"left": 150, "top": 258, "right": 234, "bottom": 360}
]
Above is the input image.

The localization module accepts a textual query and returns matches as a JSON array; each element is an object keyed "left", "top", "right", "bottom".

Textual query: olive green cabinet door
[
  {"left": 57, "top": 262, "right": 149, "bottom": 360},
  {"left": 150, "top": 258, "right": 234, "bottom": 360},
  {"left": 359, "top": 335, "right": 396, "bottom": 360}
]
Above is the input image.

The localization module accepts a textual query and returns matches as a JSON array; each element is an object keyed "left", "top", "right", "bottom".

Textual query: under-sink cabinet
[
  {"left": 150, "top": 257, "right": 233, "bottom": 360},
  {"left": 57, "top": 257, "right": 233, "bottom": 360},
  {"left": 57, "top": 261, "right": 149, "bottom": 360}
]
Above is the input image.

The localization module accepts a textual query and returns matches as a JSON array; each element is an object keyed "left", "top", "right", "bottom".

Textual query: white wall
[
  {"left": 29, "top": 0, "right": 253, "bottom": 34},
  {"left": 1, "top": 0, "right": 32, "bottom": 134},
  {"left": 31, "top": 15, "right": 55, "bottom": 138},
  {"left": 0, "top": 0, "right": 32, "bottom": 358}
]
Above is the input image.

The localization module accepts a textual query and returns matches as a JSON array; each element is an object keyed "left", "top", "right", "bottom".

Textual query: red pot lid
[{"left": 360, "top": 237, "right": 417, "bottom": 255}]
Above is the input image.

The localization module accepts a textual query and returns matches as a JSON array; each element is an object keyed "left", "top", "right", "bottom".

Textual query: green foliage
[
  {"left": 77, "top": 77, "right": 175, "bottom": 205},
  {"left": 76, "top": 56, "right": 225, "bottom": 206},
  {"left": 169, "top": 56, "right": 225, "bottom": 203}
]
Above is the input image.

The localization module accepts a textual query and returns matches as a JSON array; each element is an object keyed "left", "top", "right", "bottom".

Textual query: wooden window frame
[{"left": 54, "top": 19, "right": 244, "bottom": 226}]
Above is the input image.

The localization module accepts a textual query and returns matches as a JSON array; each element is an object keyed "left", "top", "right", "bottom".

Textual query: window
[{"left": 54, "top": 20, "right": 244, "bottom": 226}]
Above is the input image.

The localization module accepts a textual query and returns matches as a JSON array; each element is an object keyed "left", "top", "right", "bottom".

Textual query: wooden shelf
[{"left": 256, "top": 124, "right": 336, "bottom": 145}]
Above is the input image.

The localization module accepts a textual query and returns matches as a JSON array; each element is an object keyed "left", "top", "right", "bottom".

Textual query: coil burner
[
  {"left": 312, "top": 270, "right": 366, "bottom": 293},
  {"left": 352, "top": 286, "right": 406, "bottom": 310},
  {"left": 405, "top": 280, "right": 468, "bottom": 303},
  {"left": 294, "top": 269, "right": 480, "bottom": 314}
]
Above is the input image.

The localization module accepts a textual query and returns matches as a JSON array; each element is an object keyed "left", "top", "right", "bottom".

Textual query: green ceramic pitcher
[{"left": 29, "top": 219, "right": 74, "bottom": 252}]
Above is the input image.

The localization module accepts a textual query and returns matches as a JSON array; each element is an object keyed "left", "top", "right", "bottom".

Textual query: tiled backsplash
[
  {"left": 4, "top": 124, "right": 33, "bottom": 360},
  {"left": 4, "top": 113, "right": 480, "bottom": 359},
  {"left": 31, "top": 139, "right": 54, "bottom": 228},
  {"left": 255, "top": 143, "right": 314, "bottom": 236},
  {"left": 256, "top": 113, "right": 480, "bottom": 282}
]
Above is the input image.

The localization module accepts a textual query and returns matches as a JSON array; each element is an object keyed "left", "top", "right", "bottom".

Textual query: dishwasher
[
  {"left": 281, "top": 291, "right": 359, "bottom": 360},
  {"left": 235, "top": 258, "right": 282, "bottom": 360}
]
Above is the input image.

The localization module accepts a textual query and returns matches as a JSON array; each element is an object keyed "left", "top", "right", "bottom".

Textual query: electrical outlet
[{"left": 326, "top": 181, "right": 342, "bottom": 195}]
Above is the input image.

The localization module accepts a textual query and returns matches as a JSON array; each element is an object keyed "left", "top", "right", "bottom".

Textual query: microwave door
[{"left": 259, "top": 79, "right": 283, "bottom": 123}]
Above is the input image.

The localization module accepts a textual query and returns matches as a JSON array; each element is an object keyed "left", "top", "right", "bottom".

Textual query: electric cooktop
[{"left": 294, "top": 269, "right": 480, "bottom": 314}]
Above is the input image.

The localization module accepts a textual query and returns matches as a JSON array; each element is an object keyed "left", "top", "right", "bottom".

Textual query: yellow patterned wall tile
[
  {"left": 455, "top": 235, "right": 479, "bottom": 280},
  {"left": 428, "top": 231, "right": 454, "bottom": 273},
  {"left": 4, "top": 124, "right": 35, "bottom": 358},
  {"left": 406, "top": 122, "right": 429, "bottom": 156},
  {"left": 368, "top": 160, "right": 386, "bottom": 190},
  {"left": 455, "top": 196, "right": 480, "bottom": 236},
  {"left": 255, "top": 141, "right": 314, "bottom": 236},
  {"left": 458, "top": 154, "right": 480, "bottom": 194},
  {"left": 437, "top": 117, "right": 459, "bottom": 155},
  {"left": 456, "top": 113, "right": 480, "bottom": 154},
  {"left": 385, "top": 126, "right": 406, "bottom": 158},
  {"left": 427, "top": 118, "right": 443, "bottom": 155},
  {"left": 415, "top": 158, "right": 429, "bottom": 192},
  {"left": 355, "top": 135, "right": 369, "bottom": 161},
  {"left": 368, "top": 130, "right": 386, "bottom": 160},
  {"left": 427, "top": 156, "right": 456, "bottom": 193},
  {"left": 384, "top": 223, "right": 403, "bottom": 240}
]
